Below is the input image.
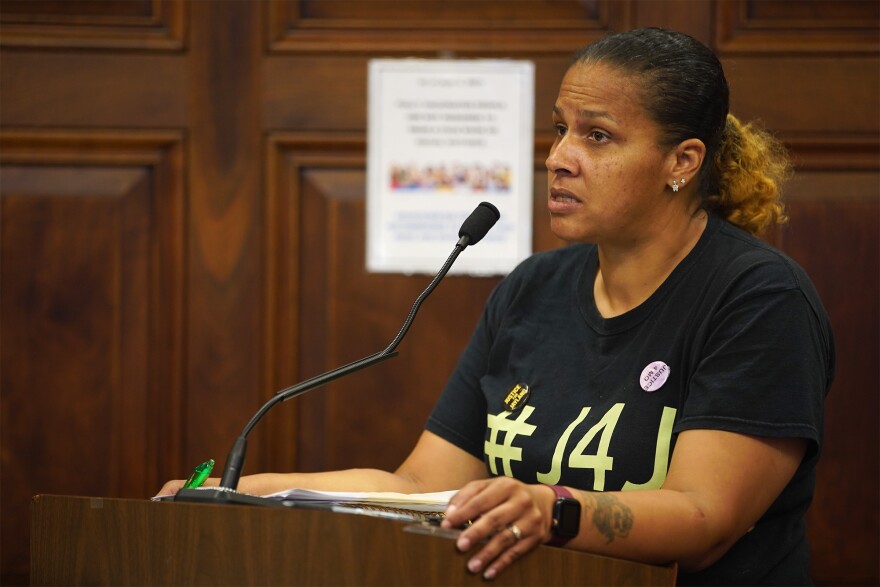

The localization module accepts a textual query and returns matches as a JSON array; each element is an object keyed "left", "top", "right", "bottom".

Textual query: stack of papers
[{"left": 263, "top": 488, "right": 457, "bottom": 514}]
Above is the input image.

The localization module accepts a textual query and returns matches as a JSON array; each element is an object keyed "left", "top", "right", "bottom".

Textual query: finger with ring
[{"left": 506, "top": 523, "right": 522, "bottom": 541}]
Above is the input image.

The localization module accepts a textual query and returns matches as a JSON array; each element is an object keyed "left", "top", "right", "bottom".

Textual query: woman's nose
[{"left": 545, "top": 137, "right": 575, "bottom": 176}]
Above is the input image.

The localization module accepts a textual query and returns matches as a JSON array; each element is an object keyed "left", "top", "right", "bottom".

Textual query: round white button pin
[{"left": 640, "top": 361, "right": 670, "bottom": 393}]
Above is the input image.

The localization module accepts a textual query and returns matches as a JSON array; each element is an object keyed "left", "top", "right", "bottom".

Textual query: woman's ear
[{"left": 669, "top": 138, "right": 706, "bottom": 184}]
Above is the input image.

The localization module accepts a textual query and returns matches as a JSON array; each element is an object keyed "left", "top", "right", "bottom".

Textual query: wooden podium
[{"left": 31, "top": 494, "right": 677, "bottom": 586}]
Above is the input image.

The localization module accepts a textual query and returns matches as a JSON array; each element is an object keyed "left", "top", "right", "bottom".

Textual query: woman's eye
[
  {"left": 555, "top": 124, "right": 567, "bottom": 136},
  {"left": 589, "top": 131, "right": 609, "bottom": 142}
]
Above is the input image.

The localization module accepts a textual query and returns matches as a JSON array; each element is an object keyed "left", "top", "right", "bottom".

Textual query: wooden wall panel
[
  {"left": 723, "top": 57, "right": 879, "bottom": 134},
  {"left": 0, "top": 0, "right": 187, "bottom": 50},
  {"left": 778, "top": 171, "right": 880, "bottom": 586},
  {"left": 263, "top": 55, "right": 573, "bottom": 132},
  {"left": 263, "top": 134, "right": 365, "bottom": 470},
  {"left": 267, "top": 0, "right": 632, "bottom": 54},
  {"left": 715, "top": 0, "right": 879, "bottom": 53},
  {"left": 0, "top": 52, "right": 187, "bottom": 128},
  {"left": 0, "top": 131, "right": 185, "bottom": 583},
  {"left": 1, "top": 1, "right": 878, "bottom": 585},
  {"left": 265, "top": 134, "right": 501, "bottom": 472}
]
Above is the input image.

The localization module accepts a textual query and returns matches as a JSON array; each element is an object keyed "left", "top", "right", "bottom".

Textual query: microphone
[
  {"left": 174, "top": 201, "right": 500, "bottom": 506},
  {"left": 457, "top": 201, "right": 500, "bottom": 247}
]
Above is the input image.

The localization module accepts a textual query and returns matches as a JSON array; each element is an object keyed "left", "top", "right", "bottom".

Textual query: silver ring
[{"left": 506, "top": 523, "right": 522, "bottom": 541}]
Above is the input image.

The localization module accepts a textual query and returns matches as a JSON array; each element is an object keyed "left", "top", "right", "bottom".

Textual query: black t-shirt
[{"left": 426, "top": 213, "right": 835, "bottom": 585}]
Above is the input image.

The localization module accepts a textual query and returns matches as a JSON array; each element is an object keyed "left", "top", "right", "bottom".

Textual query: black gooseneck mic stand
[{"left": 174, "top": 202, "right": 500, "bottom": 506}]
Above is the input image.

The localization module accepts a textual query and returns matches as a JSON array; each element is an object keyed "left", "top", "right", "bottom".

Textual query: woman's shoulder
[
  {"left": 702, "top": 218, "right": 829, "bottom": 324},
  {"left": 708, "top": 216, "right": 812, "bottom": 291},
  {"left": 488, "top": 243, "right": 594, "bottom": 306}
]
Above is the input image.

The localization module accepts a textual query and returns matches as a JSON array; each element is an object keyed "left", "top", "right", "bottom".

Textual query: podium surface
[{"left": 31, "top": 494, "right": 676, "bottom": 586}]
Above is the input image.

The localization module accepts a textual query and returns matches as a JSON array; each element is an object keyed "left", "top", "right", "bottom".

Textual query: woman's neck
[{"left": 593, "top": 209, "right": 708, "bottom": 318}]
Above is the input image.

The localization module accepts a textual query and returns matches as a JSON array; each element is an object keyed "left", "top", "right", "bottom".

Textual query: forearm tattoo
[{"left": 587, "top": 492, "right": 633, "bottom": 544}]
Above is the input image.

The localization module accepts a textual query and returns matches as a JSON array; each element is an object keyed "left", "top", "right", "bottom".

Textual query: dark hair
[{"left": 572, "top": 28, "right": 790, "bottom": 234}]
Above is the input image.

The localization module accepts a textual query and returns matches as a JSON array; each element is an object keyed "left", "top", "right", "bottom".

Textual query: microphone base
[{"left": 173, "top": 487, "right": 286, "bottom": 508}]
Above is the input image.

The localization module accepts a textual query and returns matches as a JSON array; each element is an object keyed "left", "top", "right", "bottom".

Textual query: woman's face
[{"left": 546, "top": 62, "right": 677, "bottom": 245}]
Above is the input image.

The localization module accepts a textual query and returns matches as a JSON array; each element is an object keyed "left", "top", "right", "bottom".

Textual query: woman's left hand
[{"left": 441, "top": 477, "right": 557, "bottom": 580}]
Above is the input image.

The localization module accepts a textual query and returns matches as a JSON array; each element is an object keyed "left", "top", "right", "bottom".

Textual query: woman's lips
[{"left": 548, "top": 188, "right": 582, "bottom": 213}]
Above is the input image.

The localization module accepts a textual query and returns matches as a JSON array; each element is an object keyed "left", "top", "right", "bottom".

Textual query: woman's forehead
[{"left": 555, "top": 63, "right": 650, "bottom": 119}]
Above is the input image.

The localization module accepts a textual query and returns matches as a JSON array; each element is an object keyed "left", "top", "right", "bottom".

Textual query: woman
[{"left": 159, "top": 28, "right": 834, "bottom": 585}]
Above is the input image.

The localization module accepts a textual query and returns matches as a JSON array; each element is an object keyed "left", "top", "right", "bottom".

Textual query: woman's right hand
[
  {"left": 155, "top": 477, "right": 219, "bottom": 498},
  {"left": 154, "top": 473, "right": 296, "bottom": 499}
]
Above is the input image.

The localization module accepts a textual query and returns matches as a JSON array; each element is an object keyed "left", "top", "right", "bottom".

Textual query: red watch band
[
  {"left": 547, "top": 485, "right": 580, "bottom": 547},
  {"left": 551, "top": 485, "right": 574, "bottom": 499}
]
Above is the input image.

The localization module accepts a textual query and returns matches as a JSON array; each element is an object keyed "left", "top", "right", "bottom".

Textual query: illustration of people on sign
[{"left": 389, "top": 162, "right": 511, "bottom": 194}]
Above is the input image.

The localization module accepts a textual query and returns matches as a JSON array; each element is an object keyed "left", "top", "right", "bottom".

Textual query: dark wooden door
[{"left": 2, "top": 1, "right": 877, "bottom": 585}]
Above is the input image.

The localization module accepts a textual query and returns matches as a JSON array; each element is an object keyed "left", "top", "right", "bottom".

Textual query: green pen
[{"left": 183, "top": 458, "right": 215, "bottom": 489}]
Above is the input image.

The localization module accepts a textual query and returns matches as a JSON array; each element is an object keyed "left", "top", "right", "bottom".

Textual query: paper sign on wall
[{"left": 367, "top": 59, "right": 534, "bottom": 275}]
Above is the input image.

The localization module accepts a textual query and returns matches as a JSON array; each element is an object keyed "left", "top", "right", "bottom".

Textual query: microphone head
[{"left": 458, "top": 202, "right": 500, "bottom": 246}]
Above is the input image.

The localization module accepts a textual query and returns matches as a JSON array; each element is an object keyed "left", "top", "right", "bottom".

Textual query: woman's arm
[
  {"left": 441, "top": 429, "right": 807, "bottom": 580},
  {"left": 155, "top": 430, "right": 487, "bottom": 497}
]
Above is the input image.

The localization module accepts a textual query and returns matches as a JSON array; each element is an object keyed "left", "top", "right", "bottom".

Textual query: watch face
[{"left": 554, "top": 498, "right": 581, "bottom": 538}]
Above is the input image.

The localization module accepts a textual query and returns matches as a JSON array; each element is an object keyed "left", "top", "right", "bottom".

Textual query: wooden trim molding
[
  {"left": 714, "top": 0, "right": 880, "bottom": 54},
  {"left": 265, "top": 0, "right": 633, "bottom": 55},
  {"left": 784, "top": 135, "right": 880, "bottom": 171},
  {"left": 0, "top": 0, "right": 187, "bottom": 51}
]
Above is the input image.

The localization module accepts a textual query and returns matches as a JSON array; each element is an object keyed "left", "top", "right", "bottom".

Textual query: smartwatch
[{"left": 547, "top": 485, "right": 581, "bottom": 547}]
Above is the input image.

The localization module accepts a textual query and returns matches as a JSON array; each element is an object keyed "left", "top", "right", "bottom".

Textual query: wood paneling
[
  {"left": 779, "top": 171, "right": 880, "bottom": 586},
  {"left": 1, "top": 1, "right": 878, "bottom": 585},
  {"left": 31, "top": 495, "right": 677, "bottom": 587},
  {"left": 0, "top": 0, "right": 187, "bottom": 50},
  {"left": 723, "top": 57, "right": 880, "bottom": 134},
  {"left": 265, "top": 134, "right": 501, "bottom": 472},
  {"left": 266, "top": 0, "right": 632, "bottom": 54},
  {"left": 786, "top": 137, "right": 880, "bottom": 171},
  {"left": 0, "top": 52, "right": 187, "bottom": 128},
  {"left": 715, "top": 0, "right": 880, "bottom": 53},
  {"left": 263, "top": 55, "right": 573, "bottom": 132},
  {"left": 0, "top": 131, "right": 185, "bottom": 583},
  {"left": 182, "top": 0, "right": 268, "bottom": 482}
]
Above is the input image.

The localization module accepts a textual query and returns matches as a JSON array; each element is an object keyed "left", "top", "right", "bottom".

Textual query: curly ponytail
[{"left": 705, "top": 115, "right": 792, "bottom": 235}]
